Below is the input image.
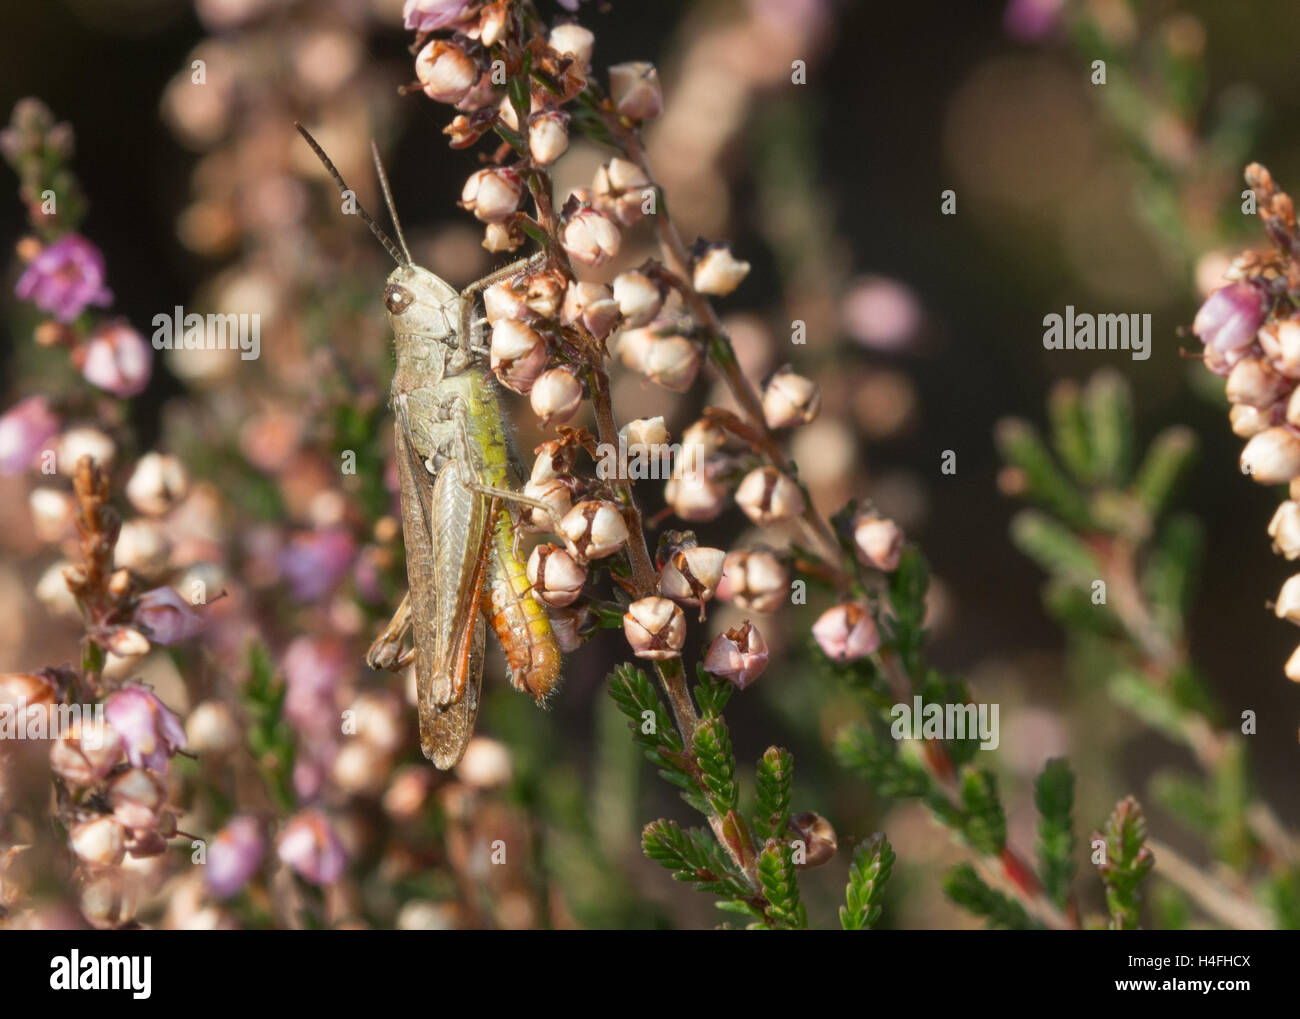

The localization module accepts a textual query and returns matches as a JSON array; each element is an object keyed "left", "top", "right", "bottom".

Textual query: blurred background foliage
[{"left": 1, "top": 0, "right": 1297, "bottom": 928}]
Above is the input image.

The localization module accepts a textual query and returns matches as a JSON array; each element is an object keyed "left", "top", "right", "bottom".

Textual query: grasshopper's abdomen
[{"left": 483, "top": 504, "right": 561, "bottom": 702}]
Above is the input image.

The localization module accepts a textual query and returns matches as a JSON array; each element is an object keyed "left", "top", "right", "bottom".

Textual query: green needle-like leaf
[{"left": 840, "top": 833, "right": 895, "bottom": 930}]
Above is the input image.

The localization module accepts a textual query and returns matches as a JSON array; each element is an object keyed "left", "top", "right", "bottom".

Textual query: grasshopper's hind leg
[{"left": 367, "top": 592, "right": 415, "bottom": 671}]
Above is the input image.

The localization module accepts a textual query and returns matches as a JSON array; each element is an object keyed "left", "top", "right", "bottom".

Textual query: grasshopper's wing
[{"left": 394, "top": 405, "right": 488, "bottom": 769}]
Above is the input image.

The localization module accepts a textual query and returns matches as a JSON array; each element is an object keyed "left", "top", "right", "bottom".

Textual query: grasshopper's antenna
[
  {"left": 294, "top": 122, "right": 410, "bottom": 267},
  {"left": 371, "top": 140, "right": 413, "bottom": 267}
]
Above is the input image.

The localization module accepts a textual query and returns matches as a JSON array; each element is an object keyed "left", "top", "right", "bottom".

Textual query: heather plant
[{"left": 0, "top": 0, "right": 1297, "bottom": 933}]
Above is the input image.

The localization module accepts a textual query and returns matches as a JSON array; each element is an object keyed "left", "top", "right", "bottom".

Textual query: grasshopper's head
[{"left": 383, "top": 263, "right": 461, "bottom": 345}]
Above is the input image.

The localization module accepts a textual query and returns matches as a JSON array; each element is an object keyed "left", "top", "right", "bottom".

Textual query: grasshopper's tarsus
[{"left": 367, "top": 591, "right": 415, "bottom": 671}]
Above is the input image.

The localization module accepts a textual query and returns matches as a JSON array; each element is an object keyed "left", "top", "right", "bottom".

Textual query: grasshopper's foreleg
[
  {"left": 367, "top": 591, "right": 415, "bottom": 671},
  {"left": 456, "top": 251, "right": 548, "bottom": 354}
]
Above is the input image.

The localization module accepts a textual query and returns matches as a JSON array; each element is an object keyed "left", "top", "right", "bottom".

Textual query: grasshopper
[{"left": 296, "top": 125, "right": 561, "bottom": 769}]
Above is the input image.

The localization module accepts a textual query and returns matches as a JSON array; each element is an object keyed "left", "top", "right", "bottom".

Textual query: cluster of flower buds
[
  {"left": 39, "top": 683, "right": 188, "bottom": 927},
  {"left": 407, "top": 0, "right": 664, "bottom": 260},
  {"left": 1193, "top": 163, "right": 1300, "bottom": 683}
]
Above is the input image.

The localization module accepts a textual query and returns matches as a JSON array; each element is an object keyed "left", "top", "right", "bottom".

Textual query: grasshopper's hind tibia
[{"left": 367, "top": 592, "right": 415, "bottom": 671}]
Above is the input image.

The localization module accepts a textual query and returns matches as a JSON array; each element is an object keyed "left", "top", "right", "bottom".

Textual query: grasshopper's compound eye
[{"left": 384, "top": 284, "right": 415, "bottom": 315}]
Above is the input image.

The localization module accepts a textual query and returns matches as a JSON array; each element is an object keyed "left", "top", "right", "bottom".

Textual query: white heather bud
[
  {"left": 80, "top": 871, "right": 138, "bottom": 930},
  {"left": 50, "top": 716, "right": 123, "bottom": 787},
  {"left": 812, "top": 603, "right": 881, "bottom": 662},
  {"left": 496, "top": 94, "right": 522, "bottom": 133},
  {"left": 456, "top": 737, "right": 513, "bottom": 788},
  {"left": 559, "top": 500, "right": 628, "bottom": 559},
  {"left": 593, "top": 158, "right": 652, "bottom": 225},
  {"left": 664, "top": 467, "right": 728, "bottom": 521},
  {"left": 854, "top": 514, "right": 904, "bottom": 571},
  {"left": 482, "top": 220, "right": 524, "bottom": 253},
  {"left": 621, "top": 416, "right": 670, "bottom": 456},
  {"left": 528, "top": 110, "right": 570, "bottom": 166},
  {"left": 1231, "top": 403, "right": 1273, "bottom": 438},
  {"left": 1276, "top": 574, "right": 1300, "bottom": 624},
  {"left": 69, "top": 816, "right": 127, "bottom": 867},
  {"left": 620, "top": 328, "right": 700, "bottom": 392},
  {"left": 523, "top": 269, "right": 567, "bottom": 318},
  {"left": 115, "top": 519, "right": 172, "bottom": 577},
  {"left": 489, "top": 319, "right": 547, "bottom": 394},
  {"left": 561, "top": 207, "right": 621, "bottom": 267},
  {"left": 613, "top": 270, "right": 663, "bottom": 327},
  {"left": 718, "top": 549, "right": 788, "bottom": 613},
  {"left": 608, "top": 61, "right": 662, "bottom": 120},
  {"left": 35, "top": 562, "right": 77, "bottom": 620},
  {"left": 461, "top": 167, "right": 522, "bottom": 223},
  {"left": 1226, "top": 357, "right": 1291, "bottom": 409},
  {"left": 1271, "top": 502, "right": 1300, "bottom": 560},
  {"left": 1241, "top": 427, "right": 1300, "bottom": 484},
  {"left": 530, "top": 367, "right": 584, "bottom": 426},
  {"left": 383, "top": 766, "right": 432, "bottom": 822},
  {"left": 1287, "top": 644, "right": 1300, "bottom": 683},
  {"left": 527, "top": 543, "right": 587, "bottom": 606},
  {"left": 1258, "top": 320, "right": 1300, "bottom": 379},
  {"left": 522, "top": 477, "right": 573, "bottom": 530},
  {"left": 28, "top": 487, "right": 73, "bottom": 543},
  {"left": 659, "top": 545, "right": 726, "bottom": 608},
  {"left": 547, "top": 606, "right": 591, "bottom": 653},
  {"left": 416, "top": 40, "right": 478, "bottom": 105},
  {"left": 483, "top": 279, "right": 530, "bottom": 324},
  {"left": 623, "top": 596, "right": 686, "bottom": 659},
  {"left": 693, "top": 245, "right": 751, "bottom": 296},
  {"left": 549, "top": 23, "right": 595, "bottom": 68},
  {"left": 530, "top": 440, "right": 575, "bottom": 484},
  {"left": 762, "top": 368, "right": 821, "bottom": 429},
  {"left": 682, "top": 419, "right": 727, "bottom": 456},
  {"left": 332, "top": 741, "right": 391, "bottom": 797},
  {"left": 185, "top": 700, "right": 240, "bottom": 755},
  {"left": 562, "top": 281, "right": 620, "bottom": 339},
  {"left": 107, "top": 628, "right": 151, "bottom": 658},
  {"left": 126, "top": 452, "right": 189, "bottom": 516},
  {"left": 479, "top": 3, "right": 509, "bottom": 47},
  {"left": 108, "top": 768, "right": 167, "bottom": 830},
  {"left": 59, "top": 427, "right": 116, "bottom": 470},
  {"left": 735, "top": 466, "right": 805, "bottom": 524}
]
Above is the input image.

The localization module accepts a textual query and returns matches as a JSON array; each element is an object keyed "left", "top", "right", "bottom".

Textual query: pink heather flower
[
  {"left": 283, "top": 636, "right": 349, "bottom": 735},
  {"left": 278, "top": 810, "right": 347, "bottom": 885},
  {"left": 206, "top": 816, "right": 265, "bottom": 899},
  {"left": 841, "top": 275, "right": 921, "bottom": 351},
  {"left": 278, "top": 528, "right": 356, "bottom": 601},
  {"left": 0, "top": 396, "right": 59, "bottom": 475},
  {"left": 811, "top": 603, "right": 881, "bottom": 663},
  {"left": 1193, "top": 282, "right": 1269, "bottom": 354},
  {"left": 1003, "top": 0, "right": 1066, "bottom": 42},
  {"left": 403, "top": 0, "right": 475, "bottom": 33},
  {"left": 135, "top": 586, "right": 206, "bottom": 645},
  {"left": 104, "top": 686, "right": 187, "bottom": 773},
  {"left": 78, "top": 322, "right": 152, "bottom": 398},
  {"left": 14, "top": 234, "right": 113, "bottom": 322},
  {"left": 703, "top": 622, "right": 770, "bottom": 689}
]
